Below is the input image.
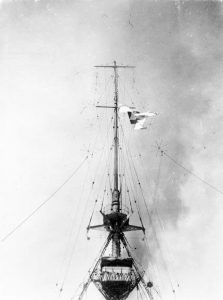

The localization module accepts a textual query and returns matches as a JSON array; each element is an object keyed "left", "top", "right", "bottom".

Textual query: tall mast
[
  {"left": 112, "top": 60, "right": 120, "bottom": 213},
  {"left": 112, "top": 61, "right": 120, "bottom": 257},
  {"left": 94, "top": 61, "right": 135, "bottom": 257},
  {"left": 80, "top": 62, "right": 152, "bottom": 300}
]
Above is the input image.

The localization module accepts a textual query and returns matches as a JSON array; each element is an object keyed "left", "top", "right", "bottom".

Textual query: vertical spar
[
  {"left": 112, "top": 61, "right": 120, "bottom": 257},
  {"left": 94, "top": 61, "right": 135, "bottom": 258},
  {"left": 112, "top": 61, "right": 120, "bottom": 214},
  {"left": 81, "top": 61, "right": 153, "bottom": 300}
]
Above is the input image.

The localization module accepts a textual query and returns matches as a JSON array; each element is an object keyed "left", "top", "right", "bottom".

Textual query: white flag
[
  {"left": 119, "top": 105, "right": 158, "bottom": 130},
  {"left": 128, "top": 110, "right": 158, "bottom": 130}
]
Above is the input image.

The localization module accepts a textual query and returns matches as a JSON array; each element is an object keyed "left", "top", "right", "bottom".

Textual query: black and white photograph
[{"left": 1, "top": 1, "right": 223, "bottom": 299}]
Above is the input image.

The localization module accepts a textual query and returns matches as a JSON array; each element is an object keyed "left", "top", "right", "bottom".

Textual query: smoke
[
  {"left": 117, "top": 3, "right": 223, "bottom": 293},
  {"left": 126, "top": 0, "right": 223, "bottom": 225}
]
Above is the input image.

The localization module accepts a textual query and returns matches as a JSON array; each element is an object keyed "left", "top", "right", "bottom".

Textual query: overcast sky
[{"left": 1, "top": 1, "right": 223, "bottom": 300}]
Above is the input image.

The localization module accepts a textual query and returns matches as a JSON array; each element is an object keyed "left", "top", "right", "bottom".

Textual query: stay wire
[
  {"left": 120, "top": 123, "right": 176, "bottom": 293},
  {"left": 59, "top": 173, "right": 97, "bottom": 293},
  {"left": 133, "top": 143, "right": 175, "bottom": 271},
  {"left": 122, "top": 125, "right": 179, "bottom": 295},
  {"left": 87, "top": 198, "right": 98, "bottom": 230},
  {"left": 83, "top": 111, "right": 113, "bottom": 225},
  {"left": 85, "top": 117, "right": 112, "bottom": 218},
  {"left": 56, "top": 159, "right": 94, "bottom": 298},
  {"left": 126, "top": 188, "right": 134, "bottom": 214},
  {"left": 152, "top": 156, "right": 180, "bottom": 292},
  {"left": 119, "top": 118, "right": 175, "bottom": 295},
  {"left": 56, "top": 158, "right": 91, "bottom": 292},
  {"left": 118, "top": 137, "right": 134, "bottom": 214},
  {"left": 57, "top": 98, "right": 104, "bottom": 294},
  {"left": 135, "top": 149, "right": 180, "bottom": 291},
  {"left": 93, "top": 117, "right": 113, "bottom": 185},
  {"left": 143, "top": 236, "right": 164, "bottom": 300},
  {"left": 127, "top": 169, "right": 146, "bottom": 230},
  {"left": 120, "top": 124, "right": 153, "bottom": 229},
  {"left": 1, "top": 155, "right": 89, "bottom": 243},
  {"left": 135, "top": 199, "right": 145, "bottom": 231},
  {"left": 95, "top": 119, "right": 113, "bottom": 210},
  {"left": 119, "top": 122, "right": 139, "bottom": 208},
  {"left": 100, "top": 186, "right": 107, "bottom": 211},
  {"left": 152, "top": 155, "right": 162, "bottom": 205},
  {"left": 72, "top": 117, "right": 112, "bottom": 263},
  {"left": 100, "top": 152, "right": 113, "bottom": 212},
  {"left": 62, "top": 115, "right": 111, "bottom": 285},
  {"left": 121, "top": 122, "right": 157, "bottom": 231},
  {"left": 129, "top": 139, "right": 176, "bottom": 292},
  {"left": 163, "top": 150, "right": 223, "bottom": 196},
  {"left": 119, "top": 132, "right": 127, "bottom": 210}
]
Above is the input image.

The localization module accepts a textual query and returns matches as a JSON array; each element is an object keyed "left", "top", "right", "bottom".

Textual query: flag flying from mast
[{"left": 119, "top": 105, "right": 158, "bottom": 130}]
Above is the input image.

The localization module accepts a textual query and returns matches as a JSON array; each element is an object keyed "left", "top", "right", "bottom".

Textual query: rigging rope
[
  {"left": 130, "top": 144, "right": 179, "bottom": 293},
  {"left": 58, "top": 179, "right": 96, "bottom": 294},
  {"left": 130, "top": 144, "right": 180, "bottom": 295},
  {"left": 57, "top": 100, "right": 112, "bottom": 293},
  {"left": 91, "top": 118, "right": 113, "bottom": 213},
  {"left": 58, "top": 114, "right": 113, "bottom": 291},
  {"left": 56, "top": 159, "right": 91, "bottom": 292},
  {"left": 87, "top": 199, "right": 98, "bottom": 230},
  {"left": 119, "top": 120, "right": 179, "bottom": 297},
  {"left": 126, "top": 189, "right": 134, "bottom": 214},
  {"left": 1, "top": 155, "right": 89, "bottom": 243},
  {"left": 150, "top": 155, "right": 179, "bottom": 295},
  {"left": 162, "top": 150, "right": 223, "bottom": 196},
  {"left": 100, "top": 187, "right": 107, "bottom": 211}
]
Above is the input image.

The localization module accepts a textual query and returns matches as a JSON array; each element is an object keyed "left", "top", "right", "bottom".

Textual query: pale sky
[{"left": 1, "top": 1, "right": 223, "bottom": 300}]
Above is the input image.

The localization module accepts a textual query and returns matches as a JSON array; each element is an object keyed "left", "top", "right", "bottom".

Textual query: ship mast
[
  {"left": 80, "top": 61, "right": 153, "bottom": 300},
  {"left": 112, "top": 61, "right": 120, "bottom": 258},
  {"left": 113, "top": 60, "right": 119, "bottom": 213},
  {"left": 95, "top": 60, "right": 134, "bottom": 205},
  {"left": 95, "top": 61, "right": 134, "bottom": 258}
]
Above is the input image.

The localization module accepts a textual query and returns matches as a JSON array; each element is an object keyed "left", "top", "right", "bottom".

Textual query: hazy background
[{"left": 1, "top": 0, "right": 223, "bottom": 299}]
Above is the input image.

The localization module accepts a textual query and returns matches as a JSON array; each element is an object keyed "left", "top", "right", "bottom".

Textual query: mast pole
[
  {"left": 94, "top": 61, "right": 135, "bottom": 258},
  {"left": 112, "top": 61, "right": 120, "bottom": 258},
  {"left": 112, "top": 60, "right": 120, "bottom": 214}
]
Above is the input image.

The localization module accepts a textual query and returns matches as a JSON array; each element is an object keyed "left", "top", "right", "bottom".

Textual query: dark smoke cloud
[{"left": 122, "top": 1, "right": 223, "bottom": 272}]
